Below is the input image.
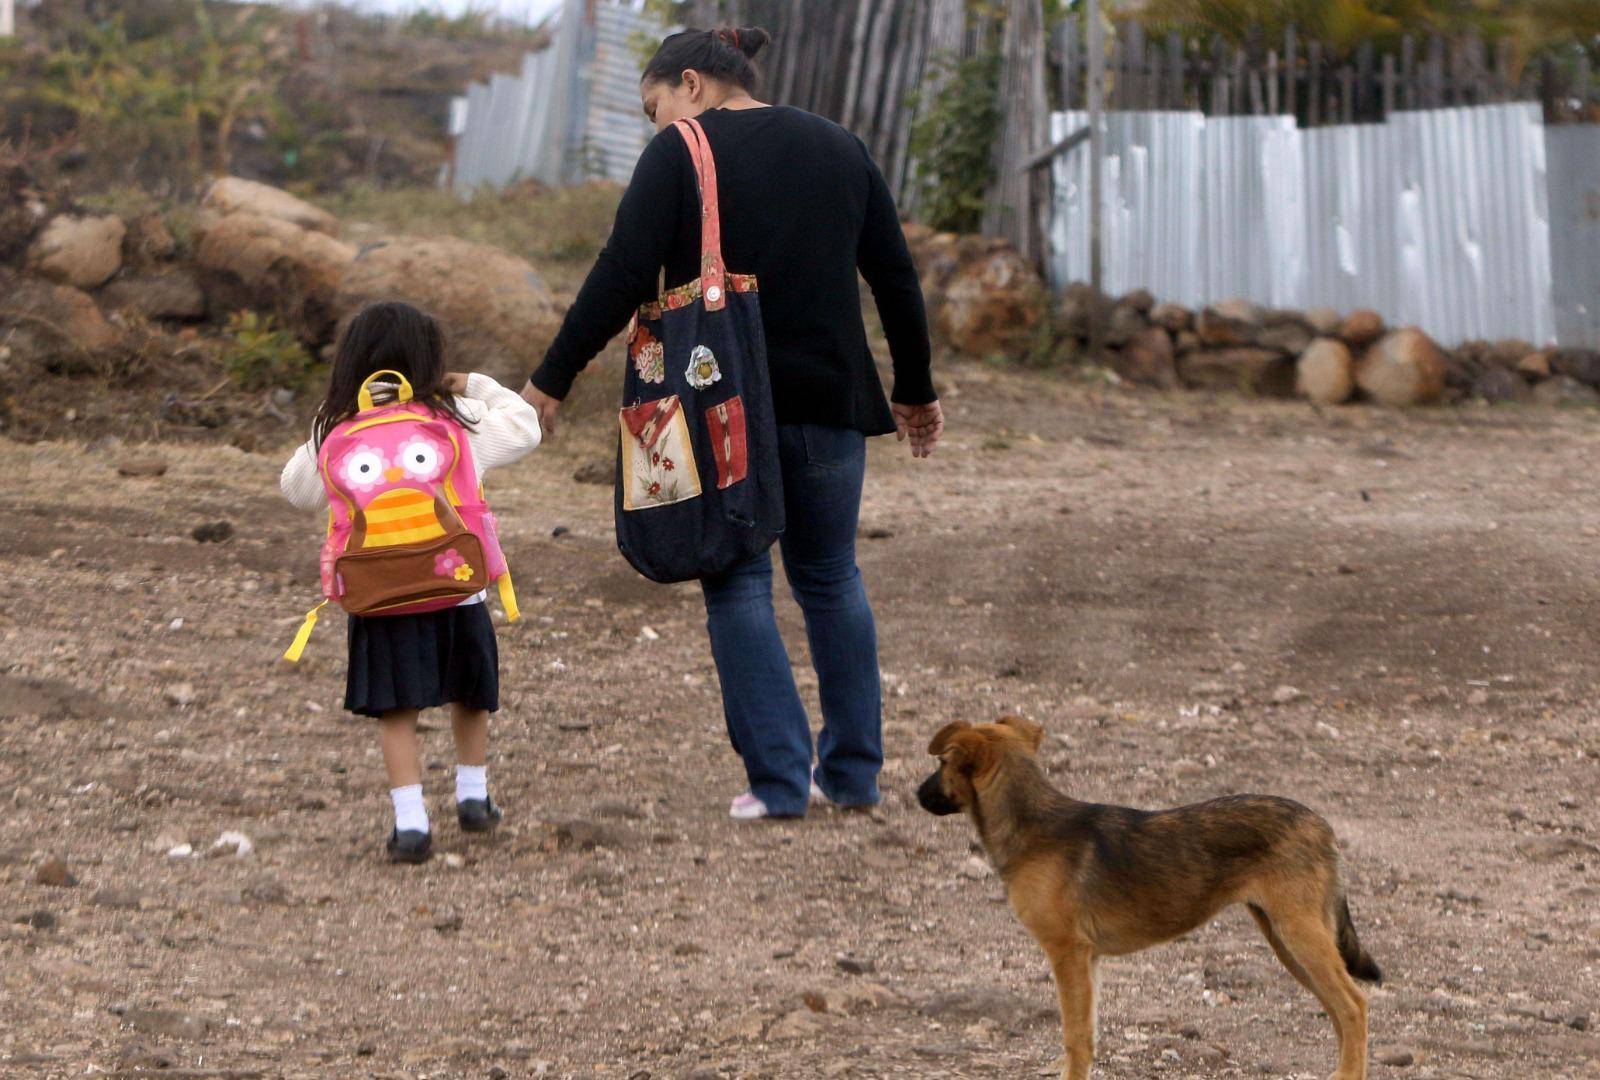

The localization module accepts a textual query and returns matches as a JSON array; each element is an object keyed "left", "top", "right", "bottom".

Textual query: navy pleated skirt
[{"left": 345, "top": 602, "right": 499, "bottom": 719}]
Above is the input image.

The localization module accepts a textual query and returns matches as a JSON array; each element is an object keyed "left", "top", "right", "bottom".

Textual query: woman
[{"left": 522, "top": 26, "right": 944, "bottom": 820}]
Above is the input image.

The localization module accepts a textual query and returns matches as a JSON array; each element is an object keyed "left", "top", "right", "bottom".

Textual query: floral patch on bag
[
  {"left": 619, "top": 396, "right": 701, "bottom": 511},
  {"left": 686, "top": 345, "right": 722, "bottom": 390},
  {"left": 629, "top": 320, "right": 665, "bottom": 384}
]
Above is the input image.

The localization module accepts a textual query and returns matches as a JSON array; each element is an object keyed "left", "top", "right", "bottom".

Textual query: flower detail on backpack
[
  {"left": 340, "top": 444, "right": 388, "bottom": 492},
  {"left": 434, "top": 548, "right": 467, "bottom": 577},
  {"left": 629, "top": 323, "right": 665, "bottom": 385},
  {"left": 453, "top": 564, "right": 474, "bottom": 582},
  {"left": 686, "top": 345, "right": 722, "bottom": 390}
]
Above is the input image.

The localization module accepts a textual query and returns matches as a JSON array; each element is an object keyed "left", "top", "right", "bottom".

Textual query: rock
[
  {"left": 1196, "top": 300, "right": 1263, "bottom": 347},
  {"left": 0, "top": 166, "right": 53, "bottom": 263},
  {"left": 1149, "top": 302, "right": 1193, "bottom": 333},
  {"left": 163, "top": 683, "right": 195, "bottom": 707},
  {"left": 197, "top": 213, "right": 355, "bottom": 342},
  {"left": 200, "top": 176, "right": 339, "bottom": 236},
  {"left": 1473, "top": 367, "right": 1529, "bottom": 405},
  {"left": 35, "top": 858, "right": 77, "bottom": 887},
  {"left": 124, "top": 1007, "right": 216, "bottom": 1040},
  {"left": 1173, "top": 329, "right": 1201, "bottom": 354},
  {"left": 935, "top": 242, "right": 1046, "bottom": 358},
  {"left": 1296, "top": 338, "right": 1355, "bottom": 405},
  {"left": 1488, "top": 338, "right": 1535, "bottom": 370},
  {"left": 191, "top": 521, "right": 234, "bottom": 543},
  {"left": 1102, "top": 302, "right": 1149, "bottom": 347},
  {"left": 835, "top": 953, "right": 875, "bottom": 975},
  {"left": 99, "top": 271, "right": 206, "bottom": 321},
  {"left": 91, "top": 887, "right": 144, "bottom": 910},
  {"left": 1377, "top": 1047, "right": 1417, "bottom": 1067},
  {"left": 572, "top": 459, "right": 613, "bottom": 486},
  {"left": 1530, "top": 376, "right": 1600, "bottom": 408},
  {"left": 16, "top": 909, "right": 56, "bottom": 930},
  {"left": 1515, "top": 836, "right": 1599, "bottom": 862},
  {"left": 166, "top": 843, "right": 193, "bottom": 858},
  {"left": 769, "top": 1007, "right": 833, "bottom": 1039},
  {"left": 959, "top": 855, "right": 993, "bottom": 879},
  {"left": 1177, "top": 347, "right": 1296, "bottom": 397},
  {"left": 242, "top": 878, "right": 290, "bottom": 905},
  {"left": 209, "top": 831, "right": 254, "bottom": 857},
  {"left": 551, "top": 819, "right": 632, "bottom": 851},
  {"left": 711, "top": 1006, "right": 769, "bottom": 1044},
  {"left": 0, "top": 269, "right": 127, "bottom": 358},
  {"left": 1339, "top": 309, "right": 1386, "bottom": 347},
  {"left": 1054, "top": 280, "right": 1110, "bottom": 339},
  {"left": 1518, "top": 350, "right": 1553, "bottom": 379},
  {"left": 1112, "top": 327, "right": 1177, "bottom": 389},
  {"left": 1356, "top": 329, "right": 1447, "bottom": 406},
  {"left": 25, "top": 213, "right": 126, "bottom": 289},
  {"left": 1548, "top": 348, "right": 1600, "bottom": 387},
  {"left": 918, "top": 989, "right": 1056, "bottom": 1027},
  {"left": 124, "top": 213, "right": 177, "bottom": 264},
  {"left": 1121, "top": 288, "right": 1156, "bottom": 312},
  {"left": 334, "top": 236, "right": 562, "bottom": 380},
  {"left": 117, "top": 457, "right": 168, "bottom": 478},
  {"left": 1270, "top": 685, "right": 1303, "bottom": 705},
  {"left": 1306, "top": 307, "right": 1342, "bottom": 336},
  {"left": 1255, "top": 316, "right": 1314, "bottom": 355}
]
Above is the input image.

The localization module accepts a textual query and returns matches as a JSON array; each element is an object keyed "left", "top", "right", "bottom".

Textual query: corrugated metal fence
[
  {"left": 446, "top": 0, "right": 655, "bottom": 194},
  {"left": 1051, "top": 103, "right": 1598, "bottom": 348}
]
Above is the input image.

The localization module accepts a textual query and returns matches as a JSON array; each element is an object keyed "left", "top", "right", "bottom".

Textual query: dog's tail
[{"left": 1336, "top": 895, "right": 1383, "bottom": 984}]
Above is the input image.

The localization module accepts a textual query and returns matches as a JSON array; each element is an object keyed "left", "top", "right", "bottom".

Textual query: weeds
[{"left": 222, "top": 311, "right": 316, "bottom": 390}]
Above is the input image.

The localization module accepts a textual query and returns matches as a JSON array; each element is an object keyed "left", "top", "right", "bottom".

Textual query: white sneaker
[{"left": 728, "top": 792, "right": 771, "bottom": 820}]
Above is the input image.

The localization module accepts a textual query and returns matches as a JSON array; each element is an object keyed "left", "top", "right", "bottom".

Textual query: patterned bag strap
[{"left": 672, "top": 117, "right": 728, "bottom": 312}]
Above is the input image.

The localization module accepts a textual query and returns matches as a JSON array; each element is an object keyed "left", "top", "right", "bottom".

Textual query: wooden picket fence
[{"left": 1056, "top": 22, "right": 1598, "bottom": 126}]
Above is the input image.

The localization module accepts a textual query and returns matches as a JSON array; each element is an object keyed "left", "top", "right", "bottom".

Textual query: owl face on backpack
[{"left": 330, "top": 428, "right": 457, "bottom": 550}]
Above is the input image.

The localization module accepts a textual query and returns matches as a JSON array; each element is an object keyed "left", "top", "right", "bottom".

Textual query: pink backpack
[{"left": 284, "top": 369, "right": 518, "bottom": 661}]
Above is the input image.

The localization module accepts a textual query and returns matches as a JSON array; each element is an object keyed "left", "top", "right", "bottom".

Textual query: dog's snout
[{"left": 917, "top": 769, "right": 960, "bottom": 815}]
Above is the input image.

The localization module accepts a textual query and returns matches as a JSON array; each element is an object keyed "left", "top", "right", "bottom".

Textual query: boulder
[
  {"left": 1256, "top": 314, "right": 1314, "bottom": 356},
  {"left": 1103, "top": 301, "right": 1149, "bottom": 347},
  {"left": 1177, "top": 347, "right": 1296, "bottom": 396},
  {"left": 1338, "top": 309, "right": 1385, "bottom": 347},
  {"left": 1173, "top": 329, "right": 1201, "bottom": 355},
  {"left": 1473, "top": 367, "right": 1529, "bottom": 405},
  {"left": 124, "top": 213, "right": 177, "bottom": 265},
  {"left": 934, "top": 243, "right": 1046, "bottom": 358},
  {"left": 1306, "top": 307, "right": 1342, "bottom": 336},
  {"left": 0, "top": 165, "right": 53, "bottom": 264},
  {"left": 1355, "top": 328, "right": 1447, "bottom": 406},
  {"left": 908, "top": 231, "right": 963, "bottom": 321},
  {"left": 1295, "top": 338, "right": 1355, "bottom": 405},
  {"left": 1196, "top": 299, "right": 1263, "bottom": 347},
  {"left": 197, "top": 213, "right": 355, "bottom": 342},
  {"left": 1549, "top": 348, "right": 1600, "bottom": 387},
  {"left": 1488, "top": 339, "right": 1535, "bottom": 370},
  {"left": 1531, "top": 376, "right": 1600, "bottom": 408},
  {"left": 334, "top": 236, "right": 562, "bottom": 384},
  {"left": 1113, "top": 327, "right": 1177, "bottom": 389},
  {"left": 1120, "top": 288, "right": 1156, "bottom": 313},
  {"left": 1054, "top": 281, "right": 1111, "bottom": 339},
  {"left": 200, "top": 177, "right": 338, "bottom": 236},
  {"left": 1149, "top": 302, "right": 1193, "bottom": 333},
  {"left": 99, "top": 270, "right": 207, "bottom": 321},
  {"left": 25, "top": 213, "right": 126, "bottom": 289},
  {"left": 0, "top": 268, "right": 127, "bottom": 370},
  {"left": 1517, "top": 350, "right": 1553, "bottom": 380}
]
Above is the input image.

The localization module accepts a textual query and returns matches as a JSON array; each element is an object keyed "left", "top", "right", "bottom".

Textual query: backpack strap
[
  {"left": 672, "top": 117, "right": 727, "bottom": 311},
  {"left": 283, "top": 600, "right": 328, "bottom": 663},
  {"left": 497, "top": 572, "right": 520, "bottom": 622}
]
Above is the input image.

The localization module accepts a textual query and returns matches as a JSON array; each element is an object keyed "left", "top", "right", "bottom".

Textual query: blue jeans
[{"left": 700, "top": 424, "right": 882, "bottom": 816}]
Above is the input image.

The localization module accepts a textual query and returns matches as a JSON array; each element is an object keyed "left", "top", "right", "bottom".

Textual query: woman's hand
[
  {"left": 892, "top": 400, "right": 944, "bottom": 459},
  {"left": 521, "top": 380, "right": 562, "bottom": 437},
  {"left": 441, "top": 372, "right": 470, "bottom": 394}
]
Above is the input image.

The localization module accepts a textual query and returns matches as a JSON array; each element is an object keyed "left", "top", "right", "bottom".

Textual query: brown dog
[{"left": 917, "top": 717, "right": 1382, "bottom": 1080}]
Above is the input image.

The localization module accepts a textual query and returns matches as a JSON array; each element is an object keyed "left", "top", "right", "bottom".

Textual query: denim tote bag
[{"left": 613, "top": 116, "right": 784, "bottom": 583}]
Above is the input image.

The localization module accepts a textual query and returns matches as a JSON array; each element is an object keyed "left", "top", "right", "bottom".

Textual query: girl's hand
[{"left": 441, "top": 372, "right": 470, "bottom": 394}]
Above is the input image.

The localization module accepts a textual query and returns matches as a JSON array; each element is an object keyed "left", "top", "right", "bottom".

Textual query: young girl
[{"left": 280, "top": 301, "right": 541, "bottom": 863}]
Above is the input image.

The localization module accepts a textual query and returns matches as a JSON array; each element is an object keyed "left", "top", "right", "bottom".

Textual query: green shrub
[
  {"left": 907, "top": 50, "right": 1002, "bottom": 234},
  {"left": 222, "top": 311, "right": 316, "bottom": 390}
]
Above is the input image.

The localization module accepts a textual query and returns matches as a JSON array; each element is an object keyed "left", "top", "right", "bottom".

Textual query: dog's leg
[
  {"left": 1248, "top": 904, "right": 1344, "bottom": 1048},
  {"left": 1271, "top": 911, "right": 1369, "bottom": 1080},
  {"left": 1049, "top": 944, "right": 1097, "bottom": 1080}
]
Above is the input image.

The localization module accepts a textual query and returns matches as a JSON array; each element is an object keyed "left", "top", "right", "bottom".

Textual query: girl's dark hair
[
  {"left": 642, "top": 26, "right": 771, "bottom": 93},
  {"left": 312, "top": 301, "right": 474, "bottom": 447}
]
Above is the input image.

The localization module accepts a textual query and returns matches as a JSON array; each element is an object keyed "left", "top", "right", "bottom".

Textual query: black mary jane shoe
[
  {"left": 457, "top": 797, "right": 503, "bottom": 833},
  {"left": 386, "top": 828, "right": 432, "bottom": 864}
]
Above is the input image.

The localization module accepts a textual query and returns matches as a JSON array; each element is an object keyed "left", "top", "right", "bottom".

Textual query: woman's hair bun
[{"left": 731, "top": 26, "right": 771, "bottom": 58}]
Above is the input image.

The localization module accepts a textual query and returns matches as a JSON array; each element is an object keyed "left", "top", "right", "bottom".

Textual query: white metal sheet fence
[
  {"left": 1050, "top": 103, "right": 1591, "bottom": 347},
  {"left": 447, "top": 0, "right": 655, "bottom": 195}
]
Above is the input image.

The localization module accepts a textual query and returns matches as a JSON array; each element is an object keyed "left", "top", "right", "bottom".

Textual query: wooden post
[
  {"left": 1284, "top": 25, "right": 1297, "bottom": 120},
  {"left": 1087, "top": 0, "right": 1106, "bottom": 361}
]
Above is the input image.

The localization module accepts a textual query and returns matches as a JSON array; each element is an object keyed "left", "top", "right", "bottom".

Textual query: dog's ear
[
  {"left": 927, "top": 720, "right": 972, "bottom": 757},
  {"left": 996, "top": 714, "right": 1043, "bottom": 753}
]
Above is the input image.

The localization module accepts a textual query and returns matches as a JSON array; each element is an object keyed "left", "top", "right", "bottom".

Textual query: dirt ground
[{"left": 3, "top": 361, "right": 1599, "bottom": 1079}]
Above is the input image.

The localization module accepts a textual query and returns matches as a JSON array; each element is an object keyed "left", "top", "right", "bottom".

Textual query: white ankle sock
[
  {"left": 390, "top": 784, "right": 429, "bottom": 834},
  {"left": 455, "top": 764, "right": 488, "bottom": 804}
]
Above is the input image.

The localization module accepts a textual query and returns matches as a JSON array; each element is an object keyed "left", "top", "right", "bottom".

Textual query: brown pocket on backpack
[{"left": 334, "top": 528, "right": 487, "bottom": 615}]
